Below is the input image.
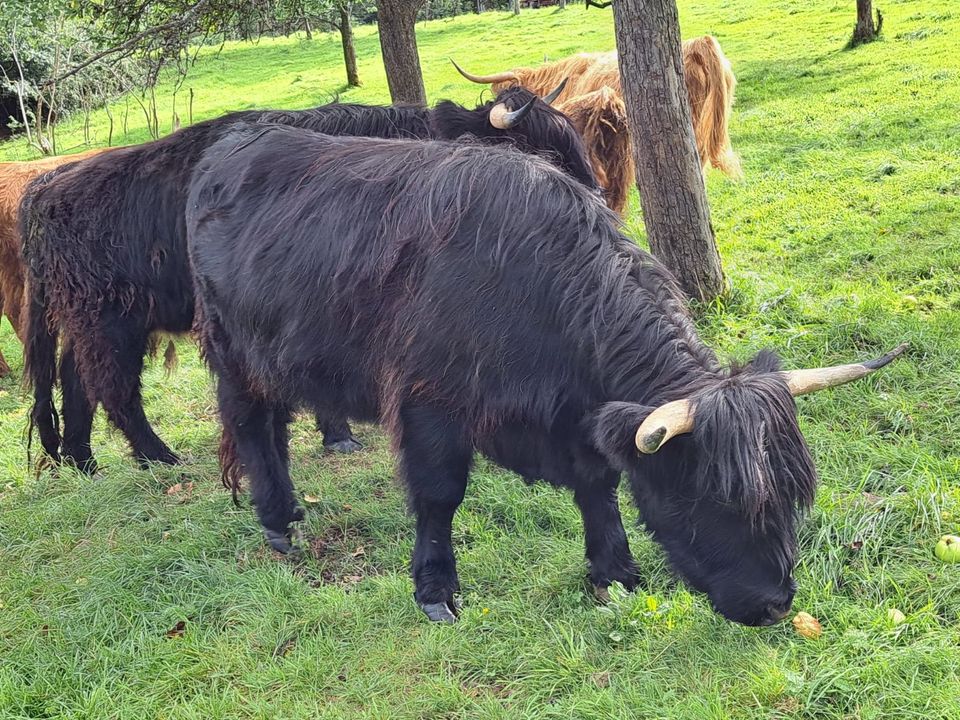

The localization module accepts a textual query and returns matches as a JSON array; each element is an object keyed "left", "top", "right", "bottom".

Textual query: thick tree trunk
[
  {"left": 378, "top": 0, "right": 427, "bottom": 105},
  {"left": 850, "top": 0, "right": 883, "bottom": 47},
  {"left": 339, "top": 4, "right": 360, "bottom": 87},
  {"left": 612, "top": 0, "right": 724, "bottom": 301}
]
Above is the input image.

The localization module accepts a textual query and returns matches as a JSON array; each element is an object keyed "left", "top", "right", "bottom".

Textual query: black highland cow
[
  {"left": 187, "top": 125, "right": 905, "bottom": 626},
  {"left": 23, "top": 82, "right": 595, "bottom": 471}
]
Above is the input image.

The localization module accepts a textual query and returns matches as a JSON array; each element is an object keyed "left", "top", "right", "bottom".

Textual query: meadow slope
[{"left": 1, "top": 1, "right": 958, "bottom": 718}]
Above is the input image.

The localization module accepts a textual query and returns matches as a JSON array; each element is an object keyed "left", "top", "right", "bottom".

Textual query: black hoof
[
  {"left": 418, "top": 600, "right": 458, "bottom": 623},
  {"left": 137, "top": 450, "right": 182, "bottom": 469},
  {"left": 64, "top": 454, "right": 98, "bottom": 476},
  {"left": 265, "top": 527, "right": 303, "bottom": 555},
  {"left": 324, "top": 437, "right": 363, "bottom": 454}
]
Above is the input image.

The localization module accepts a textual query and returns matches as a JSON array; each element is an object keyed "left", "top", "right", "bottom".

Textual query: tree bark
[
  {"left": 850, "top": 0, "right": 883, "bottom": 47},
  {"left": 377, "top": 0, "right": 427, "bottom": 105},
  {"left": 612, "top": 0, "right": 725, "bottom": 301},
  {"left": 512, "top": 0, "right": 520, "bottom": 15},
  {"left": 339, "top": 3, "right": 360, "bottom": 87}
]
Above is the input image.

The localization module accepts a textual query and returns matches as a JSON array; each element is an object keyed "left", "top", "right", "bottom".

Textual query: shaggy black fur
[
  {"left": 188, "top": 125, "right": 817, "bottom": 627},
  {"left": 22, "top": 87, "right": 600, "bottom": 471}
]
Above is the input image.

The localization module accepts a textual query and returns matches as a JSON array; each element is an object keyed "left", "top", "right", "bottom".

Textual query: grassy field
[{"left": 2, "top": 0, "right": 959, "bottom": 717}]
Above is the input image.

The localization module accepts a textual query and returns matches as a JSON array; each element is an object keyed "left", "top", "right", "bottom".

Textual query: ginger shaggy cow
[
  {"left": 455, "top": 36, "right": 741, "bottom": 214},
  {"left": 0, "top": 148, "right": 108, "bottom": 376}
]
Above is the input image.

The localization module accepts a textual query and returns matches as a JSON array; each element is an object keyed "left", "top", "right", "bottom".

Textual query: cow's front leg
[
  {"left": 398, "top": 403, "right": 471, "bottom": 623},
  {"left": 573, "top": 472, "right": 639, "bottom": 597}
]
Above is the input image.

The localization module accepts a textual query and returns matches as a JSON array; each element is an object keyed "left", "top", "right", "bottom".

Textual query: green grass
[{"left": 2, "top": 1, "right": 959, "bottom": 717}]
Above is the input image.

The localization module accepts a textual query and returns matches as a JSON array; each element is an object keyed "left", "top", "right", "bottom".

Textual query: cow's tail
[
  {"left": 686, "top": 36, "right": 742, "bottom": 178},
  {"left": 24, "top": 272, "right": 61, "bottom": 465}
]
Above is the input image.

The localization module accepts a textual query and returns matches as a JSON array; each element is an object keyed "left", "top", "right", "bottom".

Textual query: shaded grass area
[{"left": 1, "top": 0, "right": 959, "bottom": 717}]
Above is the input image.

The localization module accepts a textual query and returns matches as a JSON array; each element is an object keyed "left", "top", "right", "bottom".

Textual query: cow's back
[{"left": 188, "top": 125, "right": 620, "bottom": 430}]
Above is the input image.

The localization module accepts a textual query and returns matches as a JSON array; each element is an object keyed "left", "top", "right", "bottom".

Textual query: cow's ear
[{"left": 587, "top": 402, "right": 654, "bottom": 471}]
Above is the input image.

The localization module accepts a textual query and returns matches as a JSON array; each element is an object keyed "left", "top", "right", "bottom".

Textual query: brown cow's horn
[
  {"left": 781, "top": 342, "right": 909, "bottom": 396},
  {"left": 489, "top": 97, "right": 536, "bottom": 129},
  {"left": 450, "top": 58, "right": 519, "bottom": 85},
  {"left": 635, "top": 399, "right": 695, "bottom": 454},
  {"left": 634, "top": 343, "right": 908, "bottom": 455},
  {"left": 540, "top": 77, "right": 568, "bottom": 106}
]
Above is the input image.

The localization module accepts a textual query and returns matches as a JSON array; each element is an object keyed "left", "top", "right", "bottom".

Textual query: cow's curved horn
[
  {"left": 540, "top": 77, "right": 569, "bottom": 106},
  {"left": 635, "top": 399, "right": 694, "bottom": 454},
  {"left": 782, "top": 342, "right": 909, "bottom": 396},
  {"left": 489, "top": 97, "right": 536, "bottom": 129},
  {"left": 634, "top": 343, "right": 909, "bottom": 454},
  {"left": 450, "top": 58, "right": 519, "bottom": 85}
]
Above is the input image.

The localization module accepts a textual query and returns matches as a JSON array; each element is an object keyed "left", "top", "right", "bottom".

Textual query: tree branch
[{"left": 44, "top": 0, "right": 214, "bottom": 87}]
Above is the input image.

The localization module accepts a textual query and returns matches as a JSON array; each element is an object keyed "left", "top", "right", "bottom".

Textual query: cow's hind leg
[
  {"left": 219, "top": 374, "right": 302, "bottom": 552},
  {"left": 72, "top": 311, "right": 180, "bottom": 467},
  {"left": 0, "top": 297, "right": 9, "bottom": 378},
  {"left": 399, "top": 403, "right": 472, "bottom": 623},
  {"left": 59, "top": 342, "right": 97, "bottom": 474},
  {"left": 573, "top": 472, "right": 639, "bottom": 597},
  {"left": 316, "top": 414, "right": 363, "bottom": 454}
]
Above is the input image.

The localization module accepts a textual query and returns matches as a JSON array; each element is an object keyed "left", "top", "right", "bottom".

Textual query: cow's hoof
[
  {"left": 265, "top": 527, "right": 302, "bottom": 555},
  {"left": 137, "top": 450, "right": 182, "bottom": 469},
  {"left": 324, "top": 437, "right": 363, "bottom": 454},
  {"left": 418, "top": 600, "right": 458, "bottom": 624},
  {"left": 67, "top": 457, "right": 99, "bottom": 476}
]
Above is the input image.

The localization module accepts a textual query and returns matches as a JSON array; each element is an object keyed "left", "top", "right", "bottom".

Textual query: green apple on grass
[{"left": 934, "top": 535, "right": 960, "bottom": 563}]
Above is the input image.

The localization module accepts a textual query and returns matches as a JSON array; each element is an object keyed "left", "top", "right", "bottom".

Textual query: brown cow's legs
[
  {"left": 71, "top": 312, "right": 180, "bottom": 467},
  {"left": 59, "top": 342, "right": 97, "bottom": 473},
  {"left": 0, "top": 296, "right": 10, "bottom": 378}
]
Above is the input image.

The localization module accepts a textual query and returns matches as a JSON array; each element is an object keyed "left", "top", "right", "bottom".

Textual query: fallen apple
[
  {"left": 934, "top": 535, "right": 960, "bottom": 563},
  {"left": 792, "top": 611, "right": 822, "bottom": 639}
]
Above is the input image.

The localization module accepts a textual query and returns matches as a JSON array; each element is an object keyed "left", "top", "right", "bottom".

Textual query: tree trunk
[
  {"left": 512, "top": 0, "right": 520, "bottom": 15},
  {"left": 850, "top": 0, "right": 883, "bottom": 47},
  {"left": 378, "top": 0, "right": 427, "bottom": 105},
  {"left": 612, "top": 0, "right": 724, "bottom": 301},
  {"left": 339, "top": 4, "right": 361, "bottom": 87},
  {"left": 302, "top": 7, "right": 313, "bottom": 40}
]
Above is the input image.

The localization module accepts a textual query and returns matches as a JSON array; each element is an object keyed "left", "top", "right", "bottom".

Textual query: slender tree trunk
[
  {"left": 302, "top": 5, "right": 313, "bottom": 40},
  {"left": 512, "top": 0, "right": 520, "bottom": 15},
  {"left": 339, "top": 3, "right": 360, "bottom": 86},
  {"left": 612, "top": 0, "right": 725, "bottom": 301},
  {"left": 377, "top": 0, "right": 427, "bottom": 105},
  {"left": 850, "top": 0, "right": 883, "bottom": 47}
]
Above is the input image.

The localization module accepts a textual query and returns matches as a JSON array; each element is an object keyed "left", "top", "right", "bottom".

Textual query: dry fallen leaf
[
  {"left": 165, "top": 621, "right": 187, "bottom": 638},
  {"left": 165, "top": 483, "right": 183, "bottom": 496},
  {"left": 792, "top": 611, "right": 822, "bottom": 639},
  {"left": 303, "top": 494, "right": 321, "bottom": 504}
]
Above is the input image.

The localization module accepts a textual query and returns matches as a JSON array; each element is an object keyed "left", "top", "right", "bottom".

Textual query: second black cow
[{"left": 23, "top": 82, "right": 593, "bottom": 471}]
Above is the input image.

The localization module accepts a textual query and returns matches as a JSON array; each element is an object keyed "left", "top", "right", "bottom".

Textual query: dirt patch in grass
[{"left": 300, "top": 525, "right": 382, "bottom": 587}]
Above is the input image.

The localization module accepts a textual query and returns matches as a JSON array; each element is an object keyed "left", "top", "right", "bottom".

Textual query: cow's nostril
[{"left": 767, "top": 603, "right": 792, "bottom": 624}]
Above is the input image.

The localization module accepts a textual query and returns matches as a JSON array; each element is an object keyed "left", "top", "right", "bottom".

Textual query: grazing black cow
[
  {"left": 23, "top": 81, "right": 596, "bottom": 472},
  {"left": 187, "top": 125, "right": 905, "bottom": 626}
]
